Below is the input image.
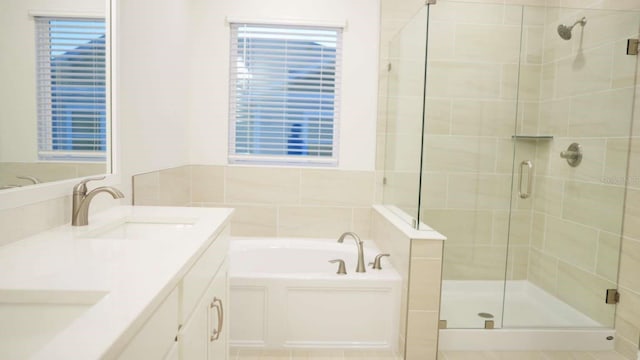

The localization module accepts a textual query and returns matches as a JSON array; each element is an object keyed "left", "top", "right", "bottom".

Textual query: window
[
  {"left": 229, "top": 23, "right": 342, "bottom": 166},
  {"left": 35, "top": 17, "right": 107, "bottom": 161}
]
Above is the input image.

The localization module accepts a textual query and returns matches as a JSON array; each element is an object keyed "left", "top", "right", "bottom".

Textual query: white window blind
[
  {"left": 35, "top": 17, "right": 107, "bottom": 161},
  {"left": 229, "top": 23, "right": 342, "bottom": 165}
]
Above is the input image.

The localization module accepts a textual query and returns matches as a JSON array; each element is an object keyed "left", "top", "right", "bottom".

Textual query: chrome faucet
[
  {"left": 337, "top": 232, "right": 366, "bottom": 273},
  {"left": 72, "top": 176, "right": 124, "bottom": 226}
]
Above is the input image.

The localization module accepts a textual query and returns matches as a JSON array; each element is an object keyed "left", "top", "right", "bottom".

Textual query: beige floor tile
[
  {"left": 343, "top": 349, "right": 398, "bottom": 359},
  {"left": 237, "top": 349, "right": 292, "bottom": 360},
  {"left": 589, "top": 352, "right": 629, "bottom": 360},
  {"left": 542, "top": 351, "right": 596, "bottom": 360},
  {"left": 291, "top": 349, "right": 344, "bottom": 360}
]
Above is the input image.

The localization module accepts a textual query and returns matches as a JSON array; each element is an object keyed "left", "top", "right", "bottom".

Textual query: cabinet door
[
  {"left": 179, "top": 293, "right": 208, "bottom": 359},
  {"left": 117, "top": 288, "right": 179, "bottom": 360},
  {"left": 207, "top": 262, "right": 228, "bottom": 360},
  {"left": 164, "top": 342, "right": 179, "bottom": 360}
]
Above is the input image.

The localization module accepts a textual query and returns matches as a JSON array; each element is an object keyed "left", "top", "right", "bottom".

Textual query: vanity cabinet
[
  {"left": 179, "top": 261, "right": 228, "bottom": 360},
  {"left": 117, "top": 225, "right": 230, "bottom": 360}
]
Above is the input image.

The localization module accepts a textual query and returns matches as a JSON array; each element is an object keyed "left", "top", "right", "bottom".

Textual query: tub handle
[
  {"left": 369, "top": 253, "right": 390, "bottom": 270},
  {"left": 329, "top": 259, "right": 347, "bottom": 275},
  {"left": 210, "top": 297, "right": 224, "bottom": 341}
]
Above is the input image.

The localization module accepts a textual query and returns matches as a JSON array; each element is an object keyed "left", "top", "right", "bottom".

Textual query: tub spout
[{"left": 337, "top": 232, "right": 366, "bottom": 273}]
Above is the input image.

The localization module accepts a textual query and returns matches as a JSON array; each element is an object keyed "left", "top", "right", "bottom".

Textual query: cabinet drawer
[
  {"left": 181, "top": 225, "right": 230, "bottom": 323},
  {"left": 118, "top": 287, "right": 179, "bottom": 360}
]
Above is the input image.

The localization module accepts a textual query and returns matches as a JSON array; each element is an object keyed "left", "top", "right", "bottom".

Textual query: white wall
[
  {"left": 117, "top": 0, "right": 192, "bottom": 198},
  {"left": 0, "top": 0, "right": 104, "bottom": 162},
  {"left": 187, "top": 0, "right": 380, "bottom": 171}
]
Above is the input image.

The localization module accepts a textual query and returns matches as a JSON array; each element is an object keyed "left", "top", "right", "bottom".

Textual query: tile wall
[
  {"left": 132, "top": 165, "right": 376, "bottom": 239},
  {"left": 371, "top": 206, "right": 444, "bottom": 360}
]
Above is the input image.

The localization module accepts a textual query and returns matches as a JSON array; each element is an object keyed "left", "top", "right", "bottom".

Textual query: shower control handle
[
  {"left": 329, "top": 259, "right": 347, "bottom": 275},
  {"left": 560, "top": 143, "right": 583, "bottom": 167},
  {"left": 518, "top": 160, "right": 533, "bottom": 199}
]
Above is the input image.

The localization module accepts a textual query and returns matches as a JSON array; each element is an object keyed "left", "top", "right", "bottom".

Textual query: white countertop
[{"left": 0, "top": 205, "right": 234, "bottom": 359}]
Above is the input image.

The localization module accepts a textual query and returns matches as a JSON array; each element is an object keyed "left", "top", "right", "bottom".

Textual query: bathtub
[{"left": 229, "top": 238, "right": 401, "bottom": 351}]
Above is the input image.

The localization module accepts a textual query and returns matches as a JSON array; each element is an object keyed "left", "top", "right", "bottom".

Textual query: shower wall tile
[
  {"left": 544, "top": 216, "right": 599, "bottom": 271},
  {"left": 596, "top": 231, "right": 622, "bottom": 283},
  {"left": 568, "top": 88, "right": 635, "bottom": 137},
  {"left": 562, "top": 181, "right": 625, "bottom": 234},
  {"left": 450, "top": 100, "right": 518, "bottom": 137},
  {"left": 533, "top": 176, "right": 564, "bottom": 217},
  {"left": 419, "top": 173, "right": 448, "bottom": 210},
  {"left": 422, "top": 209, "right": 493, "bottom": 245},
  {"left": 426, "top": 62, "right": 503, "bottom": 99},
  {"left": 422, "top": 136, "right": 497, "bottom": 173},
  {"left": 554, "top": 43, "right": 614, "bottom": 98},
  {"left": 386, "top": 96, "right": 426, "bottom": 134},
  {"left": 453, "top": 24, "right": 522, "bottom": 63},
  {"left": 423, "top": 98, "right": 452, "bottom": 135},
  {"left": 528, "top": 248, "right": 558, "bottom": 294},
  {"left": 446, "top": 174, "right": 513, "bottom": 210},
  {"left": 531, "top": 212, "right": 546, "bottom": 250},
  {"left": 618, "top": 237, "right": 640, "bottom": 293},
  {"left": 442, "top": 245, "right": 509, "bottom": 281},
  {"left": 556, "top": 261, "right": 616, "bottom": 326},
  {"left": 493, "top": 210, "right": 533, "bottom": 246},
  {"left": 604, "top": 139, "right": 632, "bottom": 181},
  {"left": 423, "top": 21, "right": 456, "bottom": 60},
  {"left": 612, "top": 39, "right": 637, "bottom": 89},
  {"left": 538, "top": 100, "right": 570, "bottom": 136},
  {"left": 502, "top": 64, "right": 542, "bottom": 101},
  {"left": 507, "top": 245, "right": 530, "bottom": 280}
]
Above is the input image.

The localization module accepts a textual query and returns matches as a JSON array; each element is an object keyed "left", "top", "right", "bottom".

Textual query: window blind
[
  {"left": 35, "top": 17, "right": 107, "bottom": 161},
  {"left": 229, "top": 23, "right": 342, "bottom": 165}
]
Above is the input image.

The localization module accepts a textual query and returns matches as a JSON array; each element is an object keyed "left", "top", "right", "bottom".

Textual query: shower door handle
[{"left": 519, "top": 160, "right": 533, "bottom": 199}]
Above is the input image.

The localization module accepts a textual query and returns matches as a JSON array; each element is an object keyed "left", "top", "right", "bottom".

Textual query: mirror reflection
[{"left": 0, "top": 0, "right": 109, "bottom": 190}]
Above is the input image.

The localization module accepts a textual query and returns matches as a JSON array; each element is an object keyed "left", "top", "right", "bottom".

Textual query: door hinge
[
  {"left": 627, "top": 39, "right": 639, "bottom": 55},
  {"left": 439, "top": 320, "right": 447, "bottom": 329},
  {"left": 387, "top": 63, "right": 392, "bottom": 72},
  {"left": 382, "top": 177, "right": 387, "bottom": 185},
  {"left": 606, "top": 289, "right": 620, "bottom": 304}
]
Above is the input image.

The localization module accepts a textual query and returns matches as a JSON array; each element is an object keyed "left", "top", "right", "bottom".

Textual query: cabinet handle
[{"left": 210, "top": 297, "right": 224, "bottom": 341}]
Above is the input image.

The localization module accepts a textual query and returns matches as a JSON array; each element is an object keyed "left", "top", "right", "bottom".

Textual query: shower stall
[{"left": 382, "top": 0, "right": 639, "bottom": 351}]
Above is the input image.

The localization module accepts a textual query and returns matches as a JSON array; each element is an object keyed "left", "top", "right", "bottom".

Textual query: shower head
[{"left": 557, "top": 17, "right": 587, "bottom": 40}]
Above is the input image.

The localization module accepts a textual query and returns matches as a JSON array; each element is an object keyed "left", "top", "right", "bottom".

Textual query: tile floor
[{"left": 231, "top": 349, "right": 629, "bottom": 360}]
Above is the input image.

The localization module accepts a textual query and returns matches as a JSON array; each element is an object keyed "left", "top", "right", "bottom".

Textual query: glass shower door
[
  {"left": 420, "top": 1, "right": 526, "bottom": 329},
  {"left": 503, "top": 5, "right": 640, "bottom": 329}
]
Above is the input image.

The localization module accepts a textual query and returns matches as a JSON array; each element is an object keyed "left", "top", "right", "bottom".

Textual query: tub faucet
[
  {"left": 337, "top": 232, "right": 366, "bottom": 273},
  {"left": 72, "top": 176, "right": 124, "bottom": 226}
]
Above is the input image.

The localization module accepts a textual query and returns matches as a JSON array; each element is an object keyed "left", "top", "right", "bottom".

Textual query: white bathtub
[{"left": 229, "top": 238, "right": 401, "bottom": 351}]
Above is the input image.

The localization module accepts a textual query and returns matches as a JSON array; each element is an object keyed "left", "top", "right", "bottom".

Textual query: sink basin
[
  {"left": 84, "top": 217, "right": 197, "bottom": 240},
  {"left": 0, "top": 289, "right": 106, "bottom": 359}
]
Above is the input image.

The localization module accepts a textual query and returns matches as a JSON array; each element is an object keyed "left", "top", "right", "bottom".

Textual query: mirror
[{"left": 0, "top": 0, "right": 110, "bottom": 191}]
